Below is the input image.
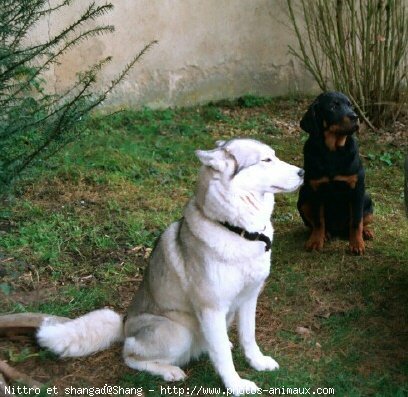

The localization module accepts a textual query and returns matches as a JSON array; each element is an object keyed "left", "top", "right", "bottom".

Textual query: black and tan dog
[{"left": 297, "top": 91, "right": 373, "bottom": 254}]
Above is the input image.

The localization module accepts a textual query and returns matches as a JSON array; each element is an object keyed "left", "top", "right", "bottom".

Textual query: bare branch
[
  {"left": 0, "top": 313, "right": 70, "bottom": 336},
  {"left": 285, "top": 0, "right": 408, "bottom": 128},
  {"left": 0, "top": 373, "right": 15, "bottom": 397},
  {"left": 0, "top": 361, "right": 43, "bottom": 389}
]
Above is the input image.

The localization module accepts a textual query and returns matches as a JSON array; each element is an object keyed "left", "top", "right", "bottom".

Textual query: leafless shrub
[{"left": 287, "top": 0, "right": 408, "bottom": 128}]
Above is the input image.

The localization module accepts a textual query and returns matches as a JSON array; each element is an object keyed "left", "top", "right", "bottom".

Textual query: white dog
[{"left": 37, "top": 139, "right": 304, "bottom": 395}]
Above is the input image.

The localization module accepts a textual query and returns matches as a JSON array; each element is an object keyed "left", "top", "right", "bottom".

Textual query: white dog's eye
[{"left": 262, "top": 158, "right": 272, "bottom": 162}]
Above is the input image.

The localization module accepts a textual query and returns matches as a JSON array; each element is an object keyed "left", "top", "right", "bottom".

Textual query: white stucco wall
[{"left": 30, "top": 0, "right": 315, "bottom": 109}]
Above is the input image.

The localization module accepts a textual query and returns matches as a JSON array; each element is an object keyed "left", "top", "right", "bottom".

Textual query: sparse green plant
[
  {"left": 8, "top": 347, "right": 39, "bottom": 363},
  {"left": 0, "top": 0, "right": 156, "bottom": 189},
  {"left": 200, "top": 105, "right": 227, "bottom": 122},
  {"left": 237, "top": 95, "right": 271, "bottom": 108},
  {"left": 367, "top": 149, "right": 403, "bottom": 166},
  {"left": 0, "top": 282, "right": 11, "bottom": 295}
]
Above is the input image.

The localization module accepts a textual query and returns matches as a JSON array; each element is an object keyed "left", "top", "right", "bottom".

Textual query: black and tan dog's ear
[{"left": 300, "top": 100, "right": 322, "bottom": 135}]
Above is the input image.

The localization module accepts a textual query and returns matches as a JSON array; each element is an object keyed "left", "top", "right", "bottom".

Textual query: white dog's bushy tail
[{"left": 37, "top": 308, "right": 124, "bottom": 357}]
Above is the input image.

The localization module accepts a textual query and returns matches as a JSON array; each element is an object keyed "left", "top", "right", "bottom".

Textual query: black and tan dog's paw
[
  {"left": 305, "top": 233, "right": 325, "bottom": 251},
  {"left": 363, "top": 228, "right": 374, "bottom": 240},
  {"left": 349, "top": 238, "right": 365, "bottom": 255}
]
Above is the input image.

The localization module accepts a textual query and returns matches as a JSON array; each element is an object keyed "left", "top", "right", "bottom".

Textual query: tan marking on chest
[
  {"left": 333, "top": 174, "right": 358, "bottom": 189},
  {"left": 324, "top": 128, "right": 347, "bottom": 151},
  {"left": 310, "top": 177, "right": 330, "bottom": 191}
]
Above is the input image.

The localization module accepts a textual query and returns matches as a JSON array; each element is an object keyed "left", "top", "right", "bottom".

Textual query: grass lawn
[{"left": 0, "top": 96, "right": 407, "bottom": 396}]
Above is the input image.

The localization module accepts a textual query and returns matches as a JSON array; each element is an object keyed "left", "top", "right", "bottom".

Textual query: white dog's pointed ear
[
  {"left": 215, "top": 140, "right": 226, "bottom": 147},
  {"left": 224, "top": 146, "right": 259, "bottom": 175},
  {"left": 195, "top": 148, "right": 227, "bottom": 172}
]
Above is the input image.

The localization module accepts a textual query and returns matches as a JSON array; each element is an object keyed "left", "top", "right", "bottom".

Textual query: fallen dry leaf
[{"left": 295, "top": 326, "right": 313, "bottom": 337}]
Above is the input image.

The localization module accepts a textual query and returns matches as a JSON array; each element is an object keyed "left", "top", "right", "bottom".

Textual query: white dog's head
[{"left": 196, "top": 139, "right": 304, "bottom": 195}]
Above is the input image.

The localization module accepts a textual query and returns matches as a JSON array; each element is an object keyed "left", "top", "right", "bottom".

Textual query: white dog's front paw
[
  {"left": 249, "top": 355, "right": 279, "bottom": 371},
  {"left": 162, "top": 366, "right": 187, "bottom": 382},
  {"left": 225, "top": 378, "right": 259, "bottom": 396}
]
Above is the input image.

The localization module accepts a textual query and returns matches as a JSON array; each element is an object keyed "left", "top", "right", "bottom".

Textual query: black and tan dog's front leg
[
  {"left": 299, "top": 179, "right": 329, "bottom": 251},
  {"left": 306, "top": 201, "right": 325, "bottom": 251},
  {"left": 348, "top": 176, "right": 366, "bottom": 255},
  {"left": 300, "top": 198, "right": 326, "bottom": 251}
]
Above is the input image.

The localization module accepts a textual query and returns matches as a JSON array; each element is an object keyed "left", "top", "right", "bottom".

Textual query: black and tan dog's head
[{"left": 300, "top": 92, "right": 359, "bottom": 150}]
